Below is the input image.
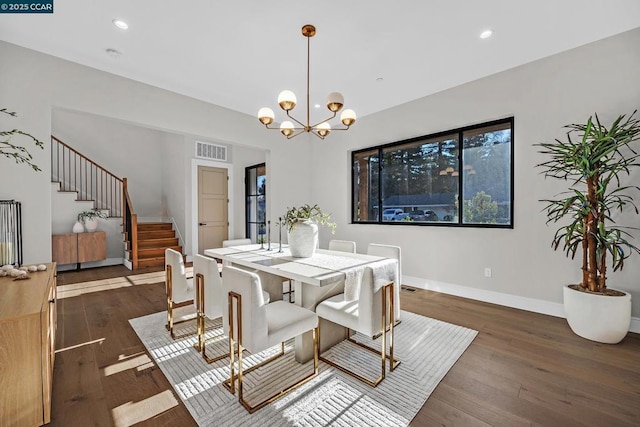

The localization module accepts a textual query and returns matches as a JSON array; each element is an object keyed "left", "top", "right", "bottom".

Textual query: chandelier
[{"left": 257, "top": 24, "right": 356, "bottom": 140}]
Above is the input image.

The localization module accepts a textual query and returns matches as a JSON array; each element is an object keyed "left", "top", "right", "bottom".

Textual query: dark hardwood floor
[{"left": 50, "top": 266, "right": 640, "bottom": 426}]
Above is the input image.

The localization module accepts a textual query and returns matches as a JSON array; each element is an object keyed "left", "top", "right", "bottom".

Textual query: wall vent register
[{"left": 196, "top": 141, "right": 227, "bottom": 162}]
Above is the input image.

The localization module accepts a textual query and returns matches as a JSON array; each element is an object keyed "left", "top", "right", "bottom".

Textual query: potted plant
[
  {"left": 536, "top": 111, "right": 640, "bottom": 343},
  {"left": 282, "top": 204, "right": 336, "bottom": 257},
  {"left": 77, "top": 209, "right": 107, "bottom": 232}
]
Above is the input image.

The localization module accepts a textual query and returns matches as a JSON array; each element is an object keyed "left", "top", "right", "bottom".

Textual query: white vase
[
  {"left": 287, "top": 219, "right": 318, "bottom": 258},
  {"left": 85, "top": 217, "right": 99, "bottom": 232},
  {"left": 72, "top": 221, "right": 85, "bottom": 233},
  {"left": 563, "top": 284, "right": 631, "bottom": 344}
]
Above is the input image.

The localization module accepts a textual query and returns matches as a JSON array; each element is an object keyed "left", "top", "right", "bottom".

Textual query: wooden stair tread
[
  {"left": 137, "top": 230, "right": 176, "bottom": 239},
  {"left": 137, "top": 246, "right": 182, "bottom": 259},
  {"left": 128, "top": 222, "right": 185, "bottom": 270},
  {"left": 137, "top": 223, "right": 173, "bottom": 231},
  {"left": 138, "top": 238, "right": 179, "bottom": 248}
]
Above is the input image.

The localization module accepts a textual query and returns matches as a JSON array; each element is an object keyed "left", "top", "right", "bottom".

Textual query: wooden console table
[
  {"left": 0, "top": 263, "right": 57, "bottom": 426},
  {"left": 52, "top": 231, "right": 106, "bottom": 269}
]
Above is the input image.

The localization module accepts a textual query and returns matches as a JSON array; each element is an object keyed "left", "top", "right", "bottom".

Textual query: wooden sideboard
[
  {"left": 52, "top": 231, "right": 106, "bottom": 267},
  {"left": 0, "top": 263, "right": 57, "bottom": 426}
]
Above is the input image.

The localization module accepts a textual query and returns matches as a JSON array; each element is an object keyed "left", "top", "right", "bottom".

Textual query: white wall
[
  {"left": 52, "top": 108, "right": 179, "bottom": 216},
  {"left": 0, "top": 40, "right": 312, "bottom": 264},
  {"left": 311, "top": 28, "right": 640, "bottom": 316},
  {"left": 160, "top": 133, "right": 189, "bottom": 245}
]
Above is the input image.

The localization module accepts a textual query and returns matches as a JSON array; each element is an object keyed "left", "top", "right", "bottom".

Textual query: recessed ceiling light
[
  {"left": 480, "top": 29, "right": 493, "bottom": 39},
  {"left": 112, "top": 19, "right": 129, "bottom": 30},
  {"left": 314, "top": 104, "right": 321, "bottom": 109},
  {"left": 105, "top": 48, "right": 122, "bottom": 59}
]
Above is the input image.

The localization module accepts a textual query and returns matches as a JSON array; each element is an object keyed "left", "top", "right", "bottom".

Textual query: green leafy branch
[
  {"left": 282, "top": 203, "right": 337, "bottom": 233},
  {"left": 1, "top": 108, "right": 44, "bottom": 172}
]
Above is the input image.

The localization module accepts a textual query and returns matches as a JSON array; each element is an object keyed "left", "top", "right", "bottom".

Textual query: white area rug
[{"left": 130, "top": 310, "right": 477, "bottom": 426}]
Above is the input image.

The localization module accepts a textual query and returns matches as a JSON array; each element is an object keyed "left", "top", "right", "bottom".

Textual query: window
[
  {"left": 352, "top": 118, "right": 513, "bottom": 227},
  {"left": 245, "top": 163, "right": 266, "bottom": 242}
]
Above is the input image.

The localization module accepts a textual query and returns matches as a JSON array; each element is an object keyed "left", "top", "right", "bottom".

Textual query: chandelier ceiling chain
[{"left": 257, "top": 24, "right": 356, "bottom": 140}]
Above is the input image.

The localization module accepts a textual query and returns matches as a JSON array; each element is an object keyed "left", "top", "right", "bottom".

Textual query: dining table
[{"left": 204, "top": 244, "right": 399, "bottom": 363}]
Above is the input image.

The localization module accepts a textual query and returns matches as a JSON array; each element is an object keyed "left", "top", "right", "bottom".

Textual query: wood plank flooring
[{"left": 49, "top": 266, "right": 640, "bottom": 426}]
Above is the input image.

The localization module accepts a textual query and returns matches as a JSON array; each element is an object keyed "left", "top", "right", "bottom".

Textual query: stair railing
[
  {"left": 51, "top": 136, "right": 139, "bottom": 269},
  {"left": 51, "top": 136, "right": 123, "bottom": 217},
  {"left": 122, "top": 178, "right": 138, "bottom": 269}
]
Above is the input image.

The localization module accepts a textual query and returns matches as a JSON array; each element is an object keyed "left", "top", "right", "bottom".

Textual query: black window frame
[
  {"left": 351, "top": 117, "right": 514, "bottom": 229},
  {"left": 245, "top": 162, "right": 267, "bottom": 242}
]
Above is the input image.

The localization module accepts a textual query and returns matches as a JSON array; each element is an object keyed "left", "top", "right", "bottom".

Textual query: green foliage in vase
[
  {"left": 282, "top": 204, "right": 336, "bottom": 233},
  {"left": 1, "top": 108, "right": 44, "bottom": 172},
  {"left": 77, "top": 209, "right": 108, "bottom": 223}
]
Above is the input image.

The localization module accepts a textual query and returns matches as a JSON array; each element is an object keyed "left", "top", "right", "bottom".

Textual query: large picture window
[{"left": 352, "top": 118, "right": 513, "bottom": 227}]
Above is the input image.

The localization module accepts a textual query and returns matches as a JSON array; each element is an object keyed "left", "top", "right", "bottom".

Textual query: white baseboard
[{"left": 403, "top": 275, "right": 640, "bottom": 334}]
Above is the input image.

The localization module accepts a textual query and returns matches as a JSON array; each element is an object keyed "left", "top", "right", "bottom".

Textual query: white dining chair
[
  {"left": 194, "top": 254, "right": 273, "bottom": 363},
  {"left": 222, "top": 238, "right": 251, "bottom": 248},
  {"left": 367, "top": 243, "right": 401, "bottom": 322},
  {"left": 221, "top": 266, "right": 319, "bottom": 413},
  {"left": 193, "top": 254, "right": 226, "bottom": 363},
  {"left": 221, "top": 238, "right": 278, "bottom": 303},
  {"left": 222, "top": 239, "right": 252, "bottom": 267},
  {"left": 328, "top": 239, "right": 357, "bottom": 253},
  {"left": 316, "top": 265, "right": 400, "bottom": 387},
  {"left": 165, "top": 248, "right": 195, "bottom": 339}
]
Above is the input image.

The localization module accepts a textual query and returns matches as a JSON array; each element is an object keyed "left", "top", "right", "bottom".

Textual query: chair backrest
[
  {"left": 223, "top": 238, "right": 252, "bottom": 247},
  {"left": 193, "top": 254, "right": 223, "bottom": 320},
  {"left": 367, "top": 243, "right": 401, "bottom": 285},
  {"left": 356, "top": 266, "right": 385, "bottom": 337},
  {"left": 328, "top": 239, "right": 356, "bottom": 253},
  {"left": 221, "top": 266, "right": 268, "bottom": 353},
  {"left": 165, "top": 248, "right": 192, "bottom": 303}
]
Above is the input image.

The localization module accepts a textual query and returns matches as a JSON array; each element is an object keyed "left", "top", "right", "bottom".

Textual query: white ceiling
[{"left": 1, "top": 1, "right": 639, "bottom": 125}]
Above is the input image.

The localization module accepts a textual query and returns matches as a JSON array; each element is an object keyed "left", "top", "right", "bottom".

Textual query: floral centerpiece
[{"left": 282, "top": 204, "right": 336, "bottom": 257}]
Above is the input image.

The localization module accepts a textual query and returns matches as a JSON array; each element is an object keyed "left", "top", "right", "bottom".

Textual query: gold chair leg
[
  {"left": 320, "top": 282, "right": 400, "bottom": 387},
  {"left": 223, "top": 292, "right": 319, "bottom": 412}
]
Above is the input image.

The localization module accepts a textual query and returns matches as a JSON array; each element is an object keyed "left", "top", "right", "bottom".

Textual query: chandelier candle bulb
[
  {"left": 316, "top": 122, "right": 331, "bottom": 137},
  {"left": 326, "top": 92, "right": 344, "bottom": 112},
  {"left": 340, "top": 109, "right": 357, "bottom": 126},
  {"left": 258, "top": 107, "right": 274, "bottom": 125},
  {"left": 278, "top": 90, "right": 297, "bottom": 111},
  {"left": 280, "top": 121, "right": 295, "bottom": 137}
]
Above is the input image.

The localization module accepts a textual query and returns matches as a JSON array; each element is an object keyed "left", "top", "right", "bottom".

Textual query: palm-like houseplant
[{"left": 536, "top": 111, "right": 640, "bottom": 343}]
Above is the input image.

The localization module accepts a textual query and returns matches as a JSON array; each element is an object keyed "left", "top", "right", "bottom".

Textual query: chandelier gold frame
[{"left": 257, "top": 24, "right": 356, "bottom": 140}]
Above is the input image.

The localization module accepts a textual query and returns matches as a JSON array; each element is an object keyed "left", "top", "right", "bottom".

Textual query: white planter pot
[
  {"left": 563, "top": 285, "right": 631, "bottom": 344},
  {"left": 72, "top": 221, "right": 85, "bottom": 233},
  {"left": 84, "top": 218, "right": 99, "bottom": 232},
  {"left": 287, "top": 219, "right": 318, "bottom": 258}
]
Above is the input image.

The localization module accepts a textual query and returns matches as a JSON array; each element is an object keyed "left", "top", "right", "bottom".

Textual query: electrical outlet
[{"left": 484, "top": 267, "right": 492, "bottom": 278}]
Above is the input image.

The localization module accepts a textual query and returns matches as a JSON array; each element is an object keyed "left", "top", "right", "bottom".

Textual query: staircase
[
  {"left": 52, "top": 136, "right": 186, "bottom": 270},
  {"left": 134, "top": 223, "right": 182, "bottom": 268}
]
